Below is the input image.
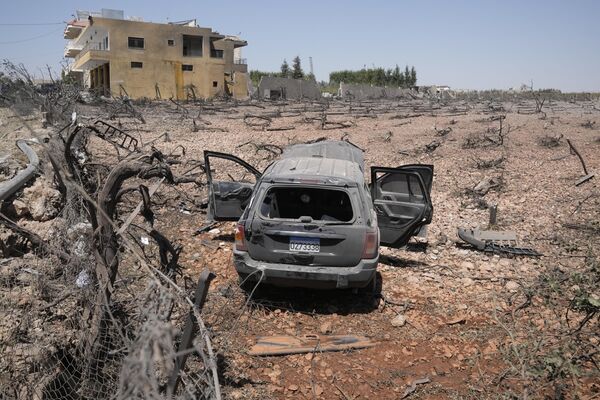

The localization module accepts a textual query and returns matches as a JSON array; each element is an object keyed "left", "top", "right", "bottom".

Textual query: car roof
[
  {"left": 281, "top": 140, "right": 365, "bottom": 168},
  {"left": 262, "top": 141, "right": 365, "bottom": 186}
]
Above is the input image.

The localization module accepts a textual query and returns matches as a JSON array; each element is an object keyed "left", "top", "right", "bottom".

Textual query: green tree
[
  {"left": 328, "top": 65, "right": 417, "bottom": 88},
  {"left": 410, "top": 66, "right": 417, "bottom": 86},
  {"left": 249, "top": 70, "right": 277, "bottom": 86},
  {"left": 391, "top": 65, "right": 401, "bottom": 86},
  {"left": 374, "top": 68, "right": 386, "bottom": 86},
  {"left": 292, "top": 56, "right": 304, "bottom": 79},
  {"left": 280, "top": 59, "right": 290, "bottom": 78}
]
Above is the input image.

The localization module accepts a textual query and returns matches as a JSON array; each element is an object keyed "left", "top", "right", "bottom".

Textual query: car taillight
[
  {"left": 234, "top": 223, "right": 248, "bottom": 251},
  {"left": 362, "top": 229, "right": 378, "bottom": 259}
]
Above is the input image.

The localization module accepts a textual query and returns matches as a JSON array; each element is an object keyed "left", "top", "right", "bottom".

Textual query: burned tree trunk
[{"left": 81, "top": 155, "right": 176, "bottom": 395}]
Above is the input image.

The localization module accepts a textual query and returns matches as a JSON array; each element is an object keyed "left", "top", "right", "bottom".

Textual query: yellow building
[{"left": 64, "top": 9, "right": 249, "bottom": 100}]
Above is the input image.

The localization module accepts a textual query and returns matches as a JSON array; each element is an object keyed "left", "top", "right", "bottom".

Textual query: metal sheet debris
[{"left": 457, "top": 227, "right": 541, "bottom": 257}]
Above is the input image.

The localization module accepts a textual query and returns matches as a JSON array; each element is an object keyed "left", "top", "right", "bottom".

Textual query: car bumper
[{"left": 233, "top": 250, "right": 378, "bottom": 289}]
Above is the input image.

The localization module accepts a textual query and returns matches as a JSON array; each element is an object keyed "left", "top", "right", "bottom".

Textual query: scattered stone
[
  {"left": 446, "top": 315, "right": 467, "bottom": 325},
  {"left": 505, "top": 281, "right": 520, "bottom": 291},
  {"left": 435, "top": 232, "right": 448, "bottom": 246},
  {"left": 391, "top": 314, "right": 407, "bottom": 327},
  {"left": 478, "top": 262, "right": 493, "bottom": 273},
  {"left": 461, "top": 277, "right": 474, "bottom": 287},
  {"left": 459, "top": 261, "right": 475, "bottom": 271},
  {"left": 498, "top": 258, "right": 512, "bottom": 267},
  {"left": 473, "top": 176, "right": 501, "bottom": 195},
  {"left": 18, "top": 178, "right": 62, "bottom": 221},
  {"left": 12, "top": 199, "right": 28, "bottom": 217},
  {"left": 319, "top": 322, "right": 332, "bottom": 335},
  {"left": 314, "top": 385, "right": 323, "bottom": 396}
]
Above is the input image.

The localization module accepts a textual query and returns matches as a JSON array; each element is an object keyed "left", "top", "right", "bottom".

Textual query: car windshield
[{"left": 260, "top": 186, "right": 354, "bottom": 222}]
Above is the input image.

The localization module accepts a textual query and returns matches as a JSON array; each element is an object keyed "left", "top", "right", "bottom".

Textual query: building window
[
  {"left": 167, "top": 39, "right": 174, "bottom": 46},
  {"left": 212, "top": 81, "right": 218, "bottom": 88},
  {"left": 182, "top": 35, "right": 202, "bottom": 57},
  {"left": 182, "top": 64, "right": 193, "bottom": 71},
  {"left": 131, "top": 62, "right": 143, "bottom": 68},
  {"left": 209, "top": 37, "right": 223, "bottom": 58},
  {"left": 128, "top": 37, "right": 144, "bottom": 49}
]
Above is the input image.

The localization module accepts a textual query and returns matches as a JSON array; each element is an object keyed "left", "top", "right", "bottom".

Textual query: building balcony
[
  {"left": 72, "top": 50, "right": 110, "bottom": 72},
  {"left": 63, "top": 22, "right": 86, "bottom": 39},
  {"left": 233, "top": 58, "right": 247, "bottom": 73},
  {"left": 64, "top": 41, "right": 83, "bottom": 58},
  {"left": 71, "top": 40, "right": 110, "bottom": 71}
]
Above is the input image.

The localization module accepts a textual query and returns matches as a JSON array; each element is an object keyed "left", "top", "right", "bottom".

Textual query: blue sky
[{"left": 1, "top": 1, "right": 599, "bottom": 91}]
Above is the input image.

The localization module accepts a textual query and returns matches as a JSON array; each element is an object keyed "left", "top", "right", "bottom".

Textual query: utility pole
[{"left": 309, "top": 56, "right": 314, "bottom": 77}]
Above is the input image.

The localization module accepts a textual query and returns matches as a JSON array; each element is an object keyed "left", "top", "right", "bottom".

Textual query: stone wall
[
  {"left": 258, "top": 77, "right": 321, "bottom": 100},
  {"left": 339, "top": 83, "right": 413, "bottom": 100}
]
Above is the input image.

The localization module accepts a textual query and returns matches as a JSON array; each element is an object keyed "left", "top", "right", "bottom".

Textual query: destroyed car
[{"left": 204, "top": 141, "right": 433, "bottom": 289}]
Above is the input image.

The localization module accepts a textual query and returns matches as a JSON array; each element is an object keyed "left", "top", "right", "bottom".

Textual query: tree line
[
  {"left": 249, "top": 56, "right": 315, "bottom": 86},
  {"left": 329, "top": 65, "right": 417, "bottom": 88},
  {"left": 249, "top": 59, "right": 418, "bottom": 88}
]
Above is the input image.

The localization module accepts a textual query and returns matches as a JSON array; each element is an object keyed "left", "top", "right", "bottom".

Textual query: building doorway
[{"left": 90, "top": 63, "right": 110, "bottom": 96}]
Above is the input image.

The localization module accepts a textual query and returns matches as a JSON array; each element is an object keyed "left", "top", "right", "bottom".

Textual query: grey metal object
[
  {"left": 457, "top": 227, "right": 541, "bottom": 257},
  {"left": 0, "top": 139, "right": 40, "bottom": 202},
  {"left": 203, "top": 140, "right": 434, "bottom": 289},
  {"left": 90, "top": 120, "right": 139, "bottom": 152}
]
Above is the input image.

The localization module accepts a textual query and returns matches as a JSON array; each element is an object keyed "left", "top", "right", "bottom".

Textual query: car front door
[
  {"left": 370, "top": 165, "right": 433, "bottom": 248},
  {"left": 204, "top": 151, "right": 262, "bottom": 221}
]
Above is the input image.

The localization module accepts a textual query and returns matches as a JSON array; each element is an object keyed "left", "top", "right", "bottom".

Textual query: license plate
[{"left": 289, "top": 237, "right": 320, "bottom": 253}]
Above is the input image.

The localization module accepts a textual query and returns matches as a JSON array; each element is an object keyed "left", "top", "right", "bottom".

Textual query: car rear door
[
  {"left": 246, "top": 184, "right": 365, "bottom": 267},
  {"left": 204, "top": 151, "right": 262, "bottom": 221},
  {"left": 370, "top": 165, "right": 433, "bottom": 248}
]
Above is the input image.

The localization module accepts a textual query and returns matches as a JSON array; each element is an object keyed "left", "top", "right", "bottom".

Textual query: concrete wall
[
  {"left": 339, "top": 82, "right": 412, "bottom": 100},
  {"left": 71, "top": 18, "right": 249, "bottom": 100},
  {"left": 258, "top": 77, "right": 321, "bottom": 100}
]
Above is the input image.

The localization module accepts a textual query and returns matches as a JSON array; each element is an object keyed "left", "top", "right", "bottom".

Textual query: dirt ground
[{"left": 1, "top": 96, "right": 599, "bottom": 399}]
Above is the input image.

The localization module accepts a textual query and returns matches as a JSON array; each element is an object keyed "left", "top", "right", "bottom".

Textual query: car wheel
[{"left": 357, "top": 273, "right": 378, "bottom": 295}]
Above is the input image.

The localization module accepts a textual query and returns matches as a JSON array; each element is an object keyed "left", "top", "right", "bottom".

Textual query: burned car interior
[{"left": 260, "top": 186, "right": 354, "bottom": 222}]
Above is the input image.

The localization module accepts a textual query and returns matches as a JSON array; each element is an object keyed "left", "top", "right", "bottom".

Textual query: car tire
[{"left": 357, "top": 273, "right": 378, "bottom": 295}]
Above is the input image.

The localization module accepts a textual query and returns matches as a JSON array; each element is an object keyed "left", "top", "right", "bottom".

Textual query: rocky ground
[{"left": 0, "top": 96, "right": 599, "bottom": 399}]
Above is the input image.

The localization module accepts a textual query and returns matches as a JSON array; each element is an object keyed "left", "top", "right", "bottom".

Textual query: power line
[
  {"left": 0, "top": 22, "right": 64, "bottom": 26},
  {"left": 0, "top": 27, "right": 64, "bottom": 45}
]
